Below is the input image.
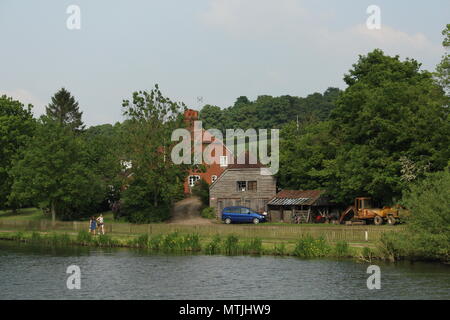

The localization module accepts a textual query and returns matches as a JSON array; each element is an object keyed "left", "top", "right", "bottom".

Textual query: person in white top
[{"left": 96, "top": 214, "right": 105, "bottom": 235}]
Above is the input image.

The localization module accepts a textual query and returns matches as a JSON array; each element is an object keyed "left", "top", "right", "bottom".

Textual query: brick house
[{"left": 183, "top": 109, "right": 233, "bottom": 194}]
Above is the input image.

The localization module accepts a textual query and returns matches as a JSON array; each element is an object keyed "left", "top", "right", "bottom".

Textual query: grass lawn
[{"left": 0, "top": 208, "right": 120, "bottom": 223}]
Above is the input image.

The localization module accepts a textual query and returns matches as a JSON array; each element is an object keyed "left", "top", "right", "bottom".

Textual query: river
[{"left": 0, "top": 240, "right": 448, "bottom": 300}]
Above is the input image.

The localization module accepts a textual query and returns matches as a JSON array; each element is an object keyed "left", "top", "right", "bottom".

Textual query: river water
[{"left": 0, "top": 240, "right": 448, "bottom": 300}]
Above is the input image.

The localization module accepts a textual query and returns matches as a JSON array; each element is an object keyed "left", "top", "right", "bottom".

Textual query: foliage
[
  {"left": 200, "top": 207, "right": 216, "bottom": 219},
  {"left": 293, "top": 235, "right": 331, "bottom": 258},
  {"left": 192, "top": 179, "right": 210, "bottom": 207},
  {"left": 46, "top": 88, "right": 84, "bottom": 131},
  {"left": 435, "top": 24, "right": 450, "bottom": 98},
  {"left": 199, "top": 88, "right": 341, "bottom": 131},
  {"left": 333, "top": 241, "right": 350, "bottom": 258},
  {"left": 205, "top": 235, "right": 222, "bottom": 255},
  {"left": 120, "top": 84, "right": 190, "bottom": 223},
  {"left": 0, "top": 95, "right": 35, "bottom": 209},
  {"left": 224, "top": 234, "right": 240, "bottom": 255},
  {"left": 9, "top": 117, "right": 104, "bottom": 220},
  {"left": 279, "top": 49, "right": 450, "bottom": 206}
]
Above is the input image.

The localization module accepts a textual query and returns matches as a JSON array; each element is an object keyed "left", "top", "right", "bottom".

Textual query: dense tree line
[{"left": 199, "top": 87, "right": 341, "bottom": 131}]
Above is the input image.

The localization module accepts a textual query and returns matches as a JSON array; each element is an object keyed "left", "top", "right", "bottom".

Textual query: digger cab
[{"left": 355, "top": 197, "right": 372, "bottom": 211}]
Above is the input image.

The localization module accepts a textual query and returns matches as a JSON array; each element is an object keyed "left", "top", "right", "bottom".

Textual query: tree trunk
[{"left": 51, "top": 202, "right": 56, "bottom": 226}]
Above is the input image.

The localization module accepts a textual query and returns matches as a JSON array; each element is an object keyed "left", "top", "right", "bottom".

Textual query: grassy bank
[{"left": 0, "top": 230, "right": 386, "bottom": 262}]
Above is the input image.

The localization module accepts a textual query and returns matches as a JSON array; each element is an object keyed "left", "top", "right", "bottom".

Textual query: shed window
[
  {"left": 237, "top": 181, "right": 247, "bottom": 192},
  {"left": 189, "top": 175, "right": 201, "bottom": 187},
  {"left": 248, "top": 181, "right": 257, "bottom": 191}
]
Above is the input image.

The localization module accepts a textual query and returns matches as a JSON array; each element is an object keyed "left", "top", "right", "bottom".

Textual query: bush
[
  {"left": 77, "top": 230, "right": 92, "bottom": 245},
  {"left": 201, "top": 207, "right": 216, "bottom": 219},
  {"left": 273, "top": 243, "right": 286, "bottom": 256},
  {"left": 333, "top": 241, "right": 350, "bottom": 258},
  {"left": 182, "top": 233, "right": 202, "bottom": 252},
  {"left": 293, "top": 235, "right": 331, "bottom": 258},
  {"left": 241, "top": 238, "right": 263, "bottom": 255},
  {"left": 205, "top": 235, "right": 222, "bottom": 255},
  {"left": 224, "top": 235, "right": 239, "bottom": 255}
]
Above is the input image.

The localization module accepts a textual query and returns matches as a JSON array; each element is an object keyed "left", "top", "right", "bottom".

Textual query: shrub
[
  {"left": 149, "top": 234, "right": 163, "bottom": 251},
  {"left": 133, "top": 234, "right": 149, "bottom": 248},
  {"left": 201, "top": 207, "right": 216, "bottom": 219},
  {"left": 224, "top": 235, "right": 239, "bottom": 255},
  {"left": 205, "top": 235, "right": 222, "bottom": 255},
  {"left": 333, "top": 241, "right": 350, "bottom": 258},
  {"left": 293, "top": 235, "right": 331, "bottom": 258},
  {"left": 241, "top": 238, "right": 263, "bottom": 255},
  {"left": 77, "top": 230, "right": 92, "bottom": 245},
  {"left": 273, "top": 243, "right": 286, "bottom": 256},
  {"left": 182, "top": 233, "right": 202, "bottom": 252}
]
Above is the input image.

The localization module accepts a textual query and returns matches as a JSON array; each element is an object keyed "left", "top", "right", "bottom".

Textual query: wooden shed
[
  {"left": 209, "top": 156, "right": 277, "bottom": 218},
  {"left": 267, "top": 190, "right": 337, "bottom": 223}
]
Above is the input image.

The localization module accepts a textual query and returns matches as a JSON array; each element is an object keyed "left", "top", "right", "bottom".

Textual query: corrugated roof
[{"left": 268, "top": 190, "right": 327, "bottom": 206}]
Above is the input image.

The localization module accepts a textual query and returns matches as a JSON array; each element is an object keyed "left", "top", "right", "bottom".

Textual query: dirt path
[{"left": 168, "top": 197, "right": 214, "bottom": 225}]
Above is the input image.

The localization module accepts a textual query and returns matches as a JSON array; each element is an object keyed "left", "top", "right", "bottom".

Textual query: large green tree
[
  {"left": 9, "top": 117, "right": 103, "bottom": 221},
  {"left": 46, "top": 88, "right": 84, "bottom": 131},
  {"left": 327, "top": 49, "right": 450, "bottom": 204},
  {"left": 120, "top": 84, "right": 190, "bottom": 223},
  {"left": 0, "top": 95, "right": 35, "bottom": 209}
]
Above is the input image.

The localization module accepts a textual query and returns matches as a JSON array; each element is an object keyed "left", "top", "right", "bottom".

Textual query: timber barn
[{"left": 209, "top": 160, "right": 277, "bottom": 218}]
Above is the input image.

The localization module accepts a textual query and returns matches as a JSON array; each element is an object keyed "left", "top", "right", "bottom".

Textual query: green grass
[{"left": 0, "top": 208, "right": 48, "bottom": 221}]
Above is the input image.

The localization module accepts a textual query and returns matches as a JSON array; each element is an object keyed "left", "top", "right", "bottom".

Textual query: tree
[
  {"left": 327, "top": 49, "right": 450, "bottom": 204},
  {"left": 9, "top": 117, "right": 103, "bottom": 221},
  {"left": 435, "top": 24, "right": 450, "bottom": 98},
  {"left": 399, "top": 170, "right": 450, "bottom": 261},
  {"left": 120, "top": 84, "right": 190, "bottom": 223},
  {"left": 0, "top": 95, "right": 35, "bottom": 209},
  {"left": 46, "top": 88, "right": 84, "bottom": 131}
]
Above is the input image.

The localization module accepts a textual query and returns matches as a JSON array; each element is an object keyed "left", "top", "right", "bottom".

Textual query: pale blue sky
[{"left": 1, "top": 0, "right": 448, "bottom": 126}]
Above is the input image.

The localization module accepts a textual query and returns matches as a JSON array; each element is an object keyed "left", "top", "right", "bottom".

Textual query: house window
[
  {"left": 211, "top": 175, "right": 217, "bottom": 183},
  {"left": 220, "top": 156, "right": 228, "bottom": 167},
  {"left": 237, "top": 181, "right": 247, "bottom": 192},
  {"left": 248, "top": 181, "right": 257, "bottom": 191},
  {"left": 189, "top": 175, "right": 201, "bottom": 187}
]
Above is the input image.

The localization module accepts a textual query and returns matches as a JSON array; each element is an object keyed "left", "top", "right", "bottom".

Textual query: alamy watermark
[
  {"left": 366, "top": 5, "right": 381, "bottom": 30},
  {"left": 366, "top": 265, "right": 381, "bottom": 290},
  {"left": 171, "top": 121, "right": 279, "bottom": 175},
  {"left": 66, "top": 265, "right": 81, "bottom": 290},
  {"left": 66, "top": 5, "right": 81, "bottom": 30}
]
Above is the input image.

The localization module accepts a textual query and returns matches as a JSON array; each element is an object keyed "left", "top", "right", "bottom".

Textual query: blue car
[{"left": 221, "top": 206, "right": 266, "bottom": 224}]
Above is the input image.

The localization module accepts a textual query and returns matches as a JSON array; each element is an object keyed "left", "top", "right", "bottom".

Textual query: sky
[{"left": 0, "top": 0, "right": 448, "bottom": 126}]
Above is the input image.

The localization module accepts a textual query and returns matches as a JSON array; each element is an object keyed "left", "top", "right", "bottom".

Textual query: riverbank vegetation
[{"left": 0, "top": 229, "right": 431, "bottom": 263}]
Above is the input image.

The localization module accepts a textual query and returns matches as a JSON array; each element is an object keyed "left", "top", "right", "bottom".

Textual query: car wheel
[
  {"left": 225, "top": 218, "right": 232, "bottom": 224},
  {"left": 252, "top": 218, "right": 260, "bottom": 225},
  {"left": 387, "top": 216, "right": 396, "bottom": 225},
  {"left": 374, "top": 216, "right": 384, "bottom": 225}
]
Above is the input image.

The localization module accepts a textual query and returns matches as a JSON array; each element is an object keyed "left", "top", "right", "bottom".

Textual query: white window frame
[
  {"left": 189, "top": 175, "right": 201, "bottom": 187},
  {"left": 219, "top": 156, "right": 228, "bottom": 167},
  {"left": 211, "top": 175, "right": 217, "bottom": 183}
]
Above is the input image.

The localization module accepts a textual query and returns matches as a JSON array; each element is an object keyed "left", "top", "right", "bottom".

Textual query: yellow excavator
[{"left": 339, "top": 197, "right": 408, "bottom": 225}]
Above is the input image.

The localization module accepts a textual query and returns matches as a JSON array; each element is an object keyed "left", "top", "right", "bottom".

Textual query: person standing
[
  {"left": 96, "top": 214, "right": 105, "bottom": 235},
  {"left": 89, "top": 216, "right": 97, "bottom": 235}
]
